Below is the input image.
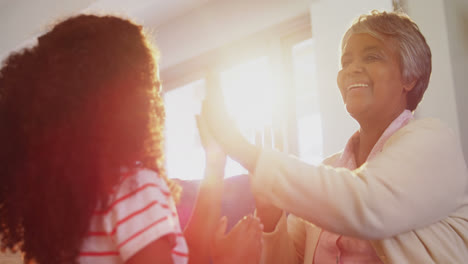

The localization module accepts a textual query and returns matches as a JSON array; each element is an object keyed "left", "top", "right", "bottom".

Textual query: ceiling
[
  {"left": 0, "top": 0, "right": 217, "bottom": 27},
  {"left": 84, "top": 0, "right": 216, "bottom": 26}
]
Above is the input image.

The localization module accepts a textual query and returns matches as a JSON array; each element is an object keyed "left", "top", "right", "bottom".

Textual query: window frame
[{"left": 160, "top": 14, "right": 315, "bottom": 178}]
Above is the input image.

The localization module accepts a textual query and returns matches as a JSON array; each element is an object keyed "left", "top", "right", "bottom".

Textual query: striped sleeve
[{"left": 100, "top": 168, "right": 188, "bottom": 263}]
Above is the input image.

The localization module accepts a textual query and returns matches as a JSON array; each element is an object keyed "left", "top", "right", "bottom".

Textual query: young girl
[{"left": 0, "top": 15, "right": 262, "bottom": 264}]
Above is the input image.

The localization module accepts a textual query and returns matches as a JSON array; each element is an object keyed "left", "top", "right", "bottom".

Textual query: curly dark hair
[{"left": 0, "top": 14, "right": 179, "bottom": 263}]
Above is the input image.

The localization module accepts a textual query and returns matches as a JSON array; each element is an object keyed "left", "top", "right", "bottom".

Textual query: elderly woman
[{"left": 201, "top": 10, "right": 468, "bottom": 263}]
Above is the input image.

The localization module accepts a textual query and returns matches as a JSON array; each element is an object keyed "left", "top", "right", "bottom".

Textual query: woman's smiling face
[{"left": 337, "top": 33, "right": 413, "bottom": 123}]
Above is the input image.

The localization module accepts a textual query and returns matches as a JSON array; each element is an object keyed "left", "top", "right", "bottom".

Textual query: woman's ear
[{"left": 403, "top": 78, "right": 418, "bottom": 93}]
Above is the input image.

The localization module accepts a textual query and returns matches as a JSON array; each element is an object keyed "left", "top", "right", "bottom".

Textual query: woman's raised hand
[
  {"left": 200, "top": 95, "right": 260, "bottom": 173},
  {"left": 211, "top": 215, "right": 263, "bottom": 264},
  {"left": 202, "top": 73, "right": 248, "bottom": 157}
]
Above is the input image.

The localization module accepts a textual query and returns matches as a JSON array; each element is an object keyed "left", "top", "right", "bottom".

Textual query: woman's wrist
[{"left": 222, "top": 135, "right": 260, "bottom": 173}]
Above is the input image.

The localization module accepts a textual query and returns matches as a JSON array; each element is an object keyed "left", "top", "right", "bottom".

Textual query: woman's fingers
[
  {"left": 231, "top": 215, "right": 263, "bottom": 247},
  {"left": 226, "top": 215, "right": 262, "bottom": 241},
  {"left": 231, "top": 214, "right": 251, "bottom": 234},
  {"left": 213, "top": 216, "right": 228, "bottom": 244},
  {"left": 244, "top": 215, "right": 262, "bottom": 231},
  {"left": 211, "top": 215, "right": 263, "bottom": 264},
  {"left": 264, "top": 125, "right": 273, "bottom": 148}
]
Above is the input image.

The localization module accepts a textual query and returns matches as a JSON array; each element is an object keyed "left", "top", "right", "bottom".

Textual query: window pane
[
  {"left": 164, "top": 80, "right": 205, "bottom": 180},
  {"left": 164, "top": 79, "right": 249, "bottom": 180},
  {"left": 220, "top": 57, "right": 275, "bottom": 141},
  {"left": 220, "top": 57, "right": 275, "bottom": 176},
  {"left": 292, "top": 38, "right": 323, "bottom": 164}
]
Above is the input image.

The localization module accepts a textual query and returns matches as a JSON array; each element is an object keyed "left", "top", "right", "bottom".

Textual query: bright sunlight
[{"left": 220, "top": 56, "right": 277, "bottom": 142}]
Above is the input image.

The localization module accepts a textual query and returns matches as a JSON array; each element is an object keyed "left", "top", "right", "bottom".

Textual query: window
[
  {"left": 292, "top": 39, "right": 323, "bottom": 165},
  {"left": 163, "top": 77, "right": 248, "bottom": 180},
  {"left": 164, "top": 80, "right": 206, "bottom": 180},
  {"left": 162, "top": 15, "right": 322, "bottom": 180},
  {"left": 220, "top": 56, "right": 275, "bottom": 141}
]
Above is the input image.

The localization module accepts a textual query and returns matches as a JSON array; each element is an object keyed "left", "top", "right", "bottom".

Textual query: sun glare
[
  {"left": 164, "top": 57, "right": 283, "bottom": 180},
  {"left": 220, "top": 57, "right": 276, "bottom": 142}
]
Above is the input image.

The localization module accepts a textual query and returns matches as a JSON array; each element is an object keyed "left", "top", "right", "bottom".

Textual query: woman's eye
[
  {"left": 364, "top": 54, "right": 380, "bottom": 62},
  {"left": 341, "top": 60, "right": 351, "bottom": 67}
]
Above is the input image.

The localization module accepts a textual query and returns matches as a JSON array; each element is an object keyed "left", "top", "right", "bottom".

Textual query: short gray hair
[{"left": 341, "top": 10, "right": 432, "bottom": 111}]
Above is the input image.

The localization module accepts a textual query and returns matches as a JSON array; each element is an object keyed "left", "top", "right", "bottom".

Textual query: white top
[
  {"left": 78, "top": 168, "right": 188, "bottom": 264},
  {"left": 254, "top": 118, "right": 468, "bottom": 263}
]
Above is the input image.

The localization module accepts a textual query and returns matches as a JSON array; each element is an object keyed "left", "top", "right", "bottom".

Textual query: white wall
[
  {"left": 444, "top": 0, "right": 468, "bottom": 162},
  {"left": 155, "top": 0, "right": 315, "bottom": 70},
  {"left": 309, "top": 0, "right": 393, "bottom": 156},
  {"left": 0, "top": 0, "right": 316, "bottom": 69},
  {"left": 0, "top": 0, "right": 97, "bottom": 60},
  {"left": 406, "top": 0, "right": 463, "bottom": 158}
]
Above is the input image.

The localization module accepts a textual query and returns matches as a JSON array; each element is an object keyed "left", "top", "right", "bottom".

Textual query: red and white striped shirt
[{"left": 78, "top": 168, "right": 188, "bottom": 264}]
